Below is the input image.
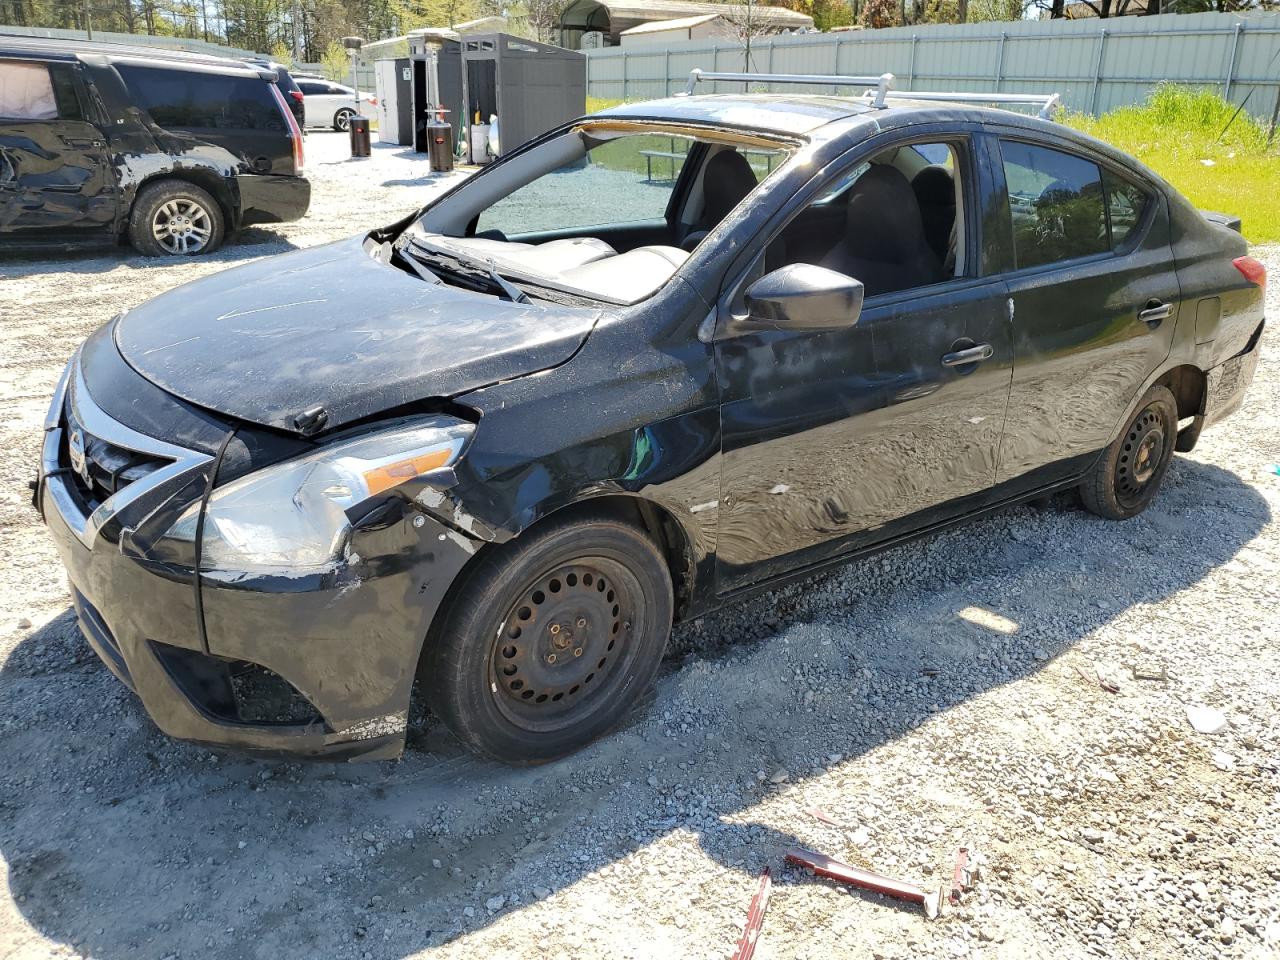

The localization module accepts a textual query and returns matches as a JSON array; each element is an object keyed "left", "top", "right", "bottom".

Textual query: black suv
[
  {"left": 244, "top": 56, "right": 305, "bottom": 128},
  {"left": 0, "top": 37, "right": 308, "bottom": 256}
]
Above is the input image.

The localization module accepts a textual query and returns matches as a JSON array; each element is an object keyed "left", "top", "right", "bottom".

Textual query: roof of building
[
  {"left": 620, "top": 13, "right": 723, "bottom": 35},
  {"left": 563, "top": 0, "right": 813, "bottom": 29}
]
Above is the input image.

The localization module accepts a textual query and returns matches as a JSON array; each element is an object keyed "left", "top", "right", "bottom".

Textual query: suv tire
[
  {"left": 1081, "top": 384, "right": 1178, "bottom": 520},
  {"left": 423, "top": 511, "right": 673, "bottom": 764},
  {"left": 128, "top": 180, "right": 225, "bottom": 257}
]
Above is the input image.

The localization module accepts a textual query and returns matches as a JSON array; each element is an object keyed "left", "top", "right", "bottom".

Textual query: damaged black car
[{"left": 36, "top": 74, "right": 1264, "bottom": 762}]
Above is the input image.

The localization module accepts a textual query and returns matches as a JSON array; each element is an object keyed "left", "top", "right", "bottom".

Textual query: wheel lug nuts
[
  {"left": 576, "top": 618, "right": 586, "bottom": 628},
  {"left": 573, "top": 647, "right": 583, "bottom": 657},
  {"left": 546, "top": 653, "right": 556, "bottom": 664},
  {"left": 549, "top": 624, "right": 560, "bottom": 635}
]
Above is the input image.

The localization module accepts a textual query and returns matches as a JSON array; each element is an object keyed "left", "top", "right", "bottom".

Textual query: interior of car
[{"left": 414, "top": 127, "right": 965, "bottom": 305}]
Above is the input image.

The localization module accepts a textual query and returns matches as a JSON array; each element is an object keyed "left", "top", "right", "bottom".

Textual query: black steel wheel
[
  {"left": 1081, "top": 384, "right": 1177, "bottom": 520},
  {"left": 422, "top": 510, "right": 673, "bottom": 763}
]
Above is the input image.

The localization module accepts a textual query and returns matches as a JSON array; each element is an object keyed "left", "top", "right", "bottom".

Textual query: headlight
[{"left": 166, "top": 417, "right": 473, "bottom": 574}]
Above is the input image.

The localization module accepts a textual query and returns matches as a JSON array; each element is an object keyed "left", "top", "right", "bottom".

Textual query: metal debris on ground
[
  {"left": 805, "top": 807, "right": 841, "bottom": 827},
  {"left": 730, "top": 867, "right": 772, "bottom": 960},
  {"left": 1074, "top": 664, "right": 1120, "bottom": 694},
  {"left": 785, "top": 847, "right": 942, "bottom": 920},
  {"left": 1130, "top": 661, "right": 1169, "bottom": 682},
  {"left": 949, "top": 846, "right": 982, "bottom": 906}
]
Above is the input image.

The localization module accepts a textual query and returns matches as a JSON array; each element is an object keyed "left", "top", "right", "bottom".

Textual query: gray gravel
[{"left": 1, "top": 133, "right": 1279, "bottom": 960}]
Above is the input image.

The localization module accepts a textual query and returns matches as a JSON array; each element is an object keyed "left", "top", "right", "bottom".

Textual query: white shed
[{"left": 619, "top": 13, "right": 735, "bottom": 47}]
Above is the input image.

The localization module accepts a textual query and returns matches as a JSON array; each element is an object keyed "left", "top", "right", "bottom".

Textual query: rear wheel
[
  {"left": 333, "top": 108, "right": 355, "bottom": 132},
  {"left": 1080, "top": 384, "right": 1178, "bottom": 520},
  {"left": 423, "top": 511, "right": 673, "bottom": 764},
  {"left": 127, "top": 180, "right": 224, "bottom": 257}
]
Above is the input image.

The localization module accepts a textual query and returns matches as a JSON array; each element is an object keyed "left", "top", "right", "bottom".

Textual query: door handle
[
  {"left": 1138, "top": 299, "right": 1173, "bottom": 327},
  {"left": 941, "top": 343, "right": 994, "bottom": 367}
]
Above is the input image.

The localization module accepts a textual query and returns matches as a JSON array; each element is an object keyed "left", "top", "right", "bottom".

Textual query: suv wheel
[
  {"left": 128, "top": 181, "right": 224, "bottom": 257},
  {"left": 1081, "top": 384, "right": 1178, "bottom": 520},
  {"left": 334, "top": 108, "right": 355, "bottom": 132},
  {"left": 423, "top": 511, "right": 673, "bottom": 764}
]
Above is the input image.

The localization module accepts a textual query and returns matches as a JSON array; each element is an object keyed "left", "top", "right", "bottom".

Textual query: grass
[{"left": 1065, "top": 85, "right": 1280, "bottom": 243}]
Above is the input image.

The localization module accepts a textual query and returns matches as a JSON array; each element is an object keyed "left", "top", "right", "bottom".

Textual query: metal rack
[{"left": 682, "top": 69, "right": 1060, "bottom": 119}]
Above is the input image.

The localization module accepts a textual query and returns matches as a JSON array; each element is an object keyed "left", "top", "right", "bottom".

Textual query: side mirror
[{"left": 731, "top": 264, "right": 864, "bottom": 337}]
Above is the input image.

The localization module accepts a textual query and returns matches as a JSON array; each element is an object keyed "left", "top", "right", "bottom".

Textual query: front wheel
[
  {"left": 423, "top": 512, "right": 673, "bottom": 764},
  {"left": 333, "top": 108, "right": 355, "bottom": 132},
  {"left": 1080, "top": 384, "right": 1178, "bottom": 520}
]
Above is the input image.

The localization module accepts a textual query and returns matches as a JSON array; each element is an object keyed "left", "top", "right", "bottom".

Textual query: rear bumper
[
  {"left": 1204, "top": 320, "right": 1263, "bottom": 427},
  {"left": 236, "top": 173, "right": 310, "bottom": 227}
]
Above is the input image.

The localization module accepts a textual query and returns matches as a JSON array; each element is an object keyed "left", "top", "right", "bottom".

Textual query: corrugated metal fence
[{"left": 585, "top": 11, "right": 1280, "bottom": 118}]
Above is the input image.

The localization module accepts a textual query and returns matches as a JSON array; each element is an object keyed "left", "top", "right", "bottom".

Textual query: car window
[
  {"left": 761, "top": 140, "right": 966, "bottom": 300},
  {"left": 475, "top": 134, "right": 696, "bottom": 236},
  {"left": 296, "top": 81, "right": 324, "bottom": 95},
  {"left": 0, "top": 60, "right": 57, "bottom": 121},
  {"left": 1103, "top": 167, "right": 1149, "bottom": 248},
  {"left": 47, "top": 64, "right": 84, "bottom": 122},
  {"left": 115, "top": 64, "right": 284, "bottom": 131},
  {"left": 1000, "top": 140, "right": 1108, "bottom": 270}
]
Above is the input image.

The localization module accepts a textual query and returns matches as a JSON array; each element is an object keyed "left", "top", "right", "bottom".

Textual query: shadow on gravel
[{"left": 0, "top": 457, "right": 1268, "bottom": 959}]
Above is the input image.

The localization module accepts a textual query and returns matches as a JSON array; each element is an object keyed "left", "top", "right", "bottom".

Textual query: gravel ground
[{"left": 1, "top": 134, "right": 1279, "bottom": 960}]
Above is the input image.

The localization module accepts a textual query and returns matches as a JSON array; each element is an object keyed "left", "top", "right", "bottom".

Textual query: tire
[
  {"left": 334, "top": 108, "right": 355, "bottom": 132},
  {"left": 1080, "top": 384, "right": 1178, "bottom": 520},
  {"left": 423, "top": 511, "right": 674, "bottom": 764},
  {"left": 127, "top": 180, "right": 224, "bottom": 257}
]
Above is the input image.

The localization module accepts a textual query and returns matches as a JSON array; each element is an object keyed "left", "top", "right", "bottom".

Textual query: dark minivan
[{"left": 0, "top": 37, "right": 308, "bottom": 256}]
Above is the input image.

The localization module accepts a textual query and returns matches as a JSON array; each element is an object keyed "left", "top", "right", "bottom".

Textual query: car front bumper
[{"left": 38, "top": 359, "right": 476, "bottom": 761}]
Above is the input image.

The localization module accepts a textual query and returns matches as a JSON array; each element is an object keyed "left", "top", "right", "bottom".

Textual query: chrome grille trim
[{"left": 42, "top": 355, "right": 214, "bottom": 549}]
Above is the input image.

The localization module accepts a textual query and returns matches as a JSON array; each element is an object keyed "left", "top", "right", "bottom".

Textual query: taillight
[
  {"left": 289, "top": 90, "right": 304, "bottom": 102},
  {"left": 1233, "top": 255, "right": 1266, "bottom": 288},
  {"left": 268, "top": 82, "right": 305, "bottom": 174},
  {"left": 370, "top": 96, "right": 379, "bottom": 106}
]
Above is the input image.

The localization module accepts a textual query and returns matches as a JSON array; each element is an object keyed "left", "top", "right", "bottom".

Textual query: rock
[
  {"left": 361, "top": 831, "right": 376, "bottom": 843},
  {"left": 1185, "top": 705, "right": 1228, "bottom": 735},
  {"left": 1211, "top": 751, "right": 1234, "bottom": 771},
  {"left": 1081, "top": 828, "right": 1104, "bottom": 844},
  {"left": 768, "top": 768, "right": 789, "bottom": 785},
  {"left": 1220, "top": 917, "right": 1236, "bottom": 943},
  {"left": 533, "top": 886, "right": 551, "bottom": 900},
  {"left": 431, "top": 859, "right": 442, "bottom": 869},
  {"left": 17, "top": 618, "right": 31, "bottom": 629},
  {"left": 486, "top": 895, "right": 506, "bottom": 912}
]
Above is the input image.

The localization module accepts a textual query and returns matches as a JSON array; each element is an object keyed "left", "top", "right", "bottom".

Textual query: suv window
[
  {"left": 0, "top": 60, "right": 57, "bottom": 120},
  {"left": 1000, "top": 140, "right": 1109, "bottom": 270},
  {"left": 115, "top": 64, "right": 283, "bottom": 131}
]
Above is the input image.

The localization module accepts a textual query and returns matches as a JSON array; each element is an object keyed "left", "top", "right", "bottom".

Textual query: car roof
[{"left": 0, "top": 33, "right": 272, "bottom": 78}]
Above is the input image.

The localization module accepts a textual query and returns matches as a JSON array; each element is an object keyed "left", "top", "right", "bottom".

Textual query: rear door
[
  {"left": 988, "top": 132, "right": 1179, "bottom": 489},
  {"left": 113, "top": 62, "right": 293, "bottom": 175},
  {"left": 0, "top": 57, "right": 118, "bottom": 239}
]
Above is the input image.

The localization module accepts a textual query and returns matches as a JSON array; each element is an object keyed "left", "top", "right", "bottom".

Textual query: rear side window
[
  {"left": 115, "top": 64, "right": 283, "bottom": 131},
  {"left": 1000, "top": 140, "right": 1107, "bottom": 270},
  {"left": 0, "top": 60, "right": 57, "bottom": 120},
  {"left": 1103, "top": 168, "right": 1150, "bottom": 248},
  {"left": 296, "top": 81, "right": 326, "bottom": 95}
]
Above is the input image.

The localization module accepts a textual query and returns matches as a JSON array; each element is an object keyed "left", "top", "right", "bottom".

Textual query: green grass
[
  {"left": 1066, "top": 85, "right": 1280, "bottom": 243},
  {"left": 586, "top": 96, "right": 627, "bottom": 114}
]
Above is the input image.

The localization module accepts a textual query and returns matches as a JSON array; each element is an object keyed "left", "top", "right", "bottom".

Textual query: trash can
[
  {"left": 349, "top": 115, "right": 371, "bottom": 158},
  {"left": 468, "top": 122, "right": 490, "bottom": 164},
  {"left": 427, "top": 118, "right": 454, "bottom": 172}
]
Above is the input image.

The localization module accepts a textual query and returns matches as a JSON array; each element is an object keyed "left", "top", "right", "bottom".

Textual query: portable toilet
[
  {"left": 459, "top": 34, "right": 586, "bottom": 159},
  {"left": 374, "top": 58, "right": 412, "bottom": 145}
]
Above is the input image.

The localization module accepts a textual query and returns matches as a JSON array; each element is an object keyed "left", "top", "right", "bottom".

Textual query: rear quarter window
[{"left": 115, "top": 64, "right": 283, "bottom": 131}]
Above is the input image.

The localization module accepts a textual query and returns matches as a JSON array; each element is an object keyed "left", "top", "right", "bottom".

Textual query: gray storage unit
[
  {"left": 374, "top": 58, "right": 413, "bottom": 146},
  {"left": 408, "top": 33, "right": 465, "bottom": 155},
  {"left": 460, "top": 34, "right": 586, "bottom": 159}
]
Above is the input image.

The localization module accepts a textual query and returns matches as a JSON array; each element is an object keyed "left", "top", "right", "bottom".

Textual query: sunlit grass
[{"left": 1066, "top": 85, "right": 1280, "bottom": 243}]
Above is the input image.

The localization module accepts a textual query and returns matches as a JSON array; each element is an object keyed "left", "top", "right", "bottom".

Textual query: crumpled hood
[{"left": 114, "top": 236, "right": 600, "bottom": 434}]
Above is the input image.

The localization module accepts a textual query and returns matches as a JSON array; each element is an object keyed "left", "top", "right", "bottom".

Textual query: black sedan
[{"left": 36, "top": 79, "right": 1264, "bottom": 763}]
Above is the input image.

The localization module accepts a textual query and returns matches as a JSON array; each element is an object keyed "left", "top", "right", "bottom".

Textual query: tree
[
  {"left": 967, "top": 0, "right": 1020, "bottom": 19},
  {"left": 523, "top": 0, "right": 571, "bottom": 42},
  {"left": 921, "top": 0, "right": 961, "bottom": 21},
  {"left": 321, "top": 39, "right": 349, "bottom": 81},
  {"left": 858, "top": 0, "right": 901, "bottom": 27}
]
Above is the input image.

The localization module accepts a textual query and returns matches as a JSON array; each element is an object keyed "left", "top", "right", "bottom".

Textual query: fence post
[
  {"left": 665, "top": 49, "right": 671, "bottom": 97},
  {"left": 768, "top": 40, "right": 775, "bottom": 75},
  {"left": 908, "top": 35, "right": 917, "bottom": 91},
  {"left": 621, "top": 50, "right": 628, "bottom": 101},
  {"left": 1090, "top": 28, "right": 1108, "bottom": 116},
  {"left": 1223, "top": 21, "right": 1243, "bottom": 100},
  {"left": 994, "top": 31, "right": 1007, "bottom": 93}
]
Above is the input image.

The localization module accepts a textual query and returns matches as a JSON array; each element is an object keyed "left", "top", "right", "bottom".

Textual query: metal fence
[{"left": 585, "top": 11, "right": 1280, "bottom": 119}]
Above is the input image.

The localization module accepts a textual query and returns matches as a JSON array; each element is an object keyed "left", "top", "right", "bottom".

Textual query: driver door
[{"left": 713, "top": 131, "right": 1013, "bottom": 593}]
